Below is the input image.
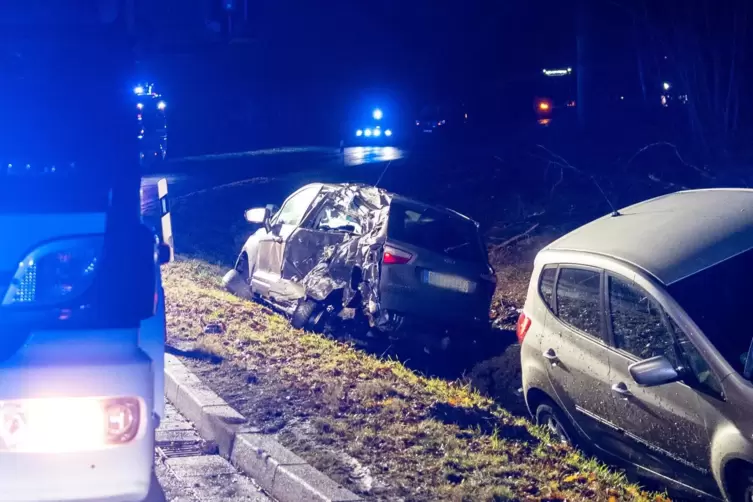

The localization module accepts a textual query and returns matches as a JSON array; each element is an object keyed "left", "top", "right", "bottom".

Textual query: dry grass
[{"left": 163, "top": 258, "right": 668, "bottom": 502}]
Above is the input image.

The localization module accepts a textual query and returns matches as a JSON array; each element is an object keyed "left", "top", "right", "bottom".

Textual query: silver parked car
[
  {"left": 224, "top": 183, "right": 495, "bottom": 345},
  {"left": 519, "top": 189, "right": 753, "bottom": 501}
]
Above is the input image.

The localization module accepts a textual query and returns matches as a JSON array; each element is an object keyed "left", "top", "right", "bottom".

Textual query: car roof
[{"left": 542, "top": 188, "right": 753, "bottom": 285}]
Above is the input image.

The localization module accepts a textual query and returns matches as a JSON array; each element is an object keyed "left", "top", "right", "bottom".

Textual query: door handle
[
  {"left": 611, "top": 382, "right": 632, "bottom": 399},
  {"left": 542, "top": 349, "right": 559, "bottom": 365}
]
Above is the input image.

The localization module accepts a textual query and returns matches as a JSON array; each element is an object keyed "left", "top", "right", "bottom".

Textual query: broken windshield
[{"left": 669, "top": 247, "right": 753, "bottom": 380}]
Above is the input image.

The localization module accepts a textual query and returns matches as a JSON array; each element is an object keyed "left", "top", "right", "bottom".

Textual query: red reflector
[
  {"left": 516, "top": 312, "right": 531, "bottom": 343},
  {"left": 383, "top": 246, "right": 413, "bottom": 265}
]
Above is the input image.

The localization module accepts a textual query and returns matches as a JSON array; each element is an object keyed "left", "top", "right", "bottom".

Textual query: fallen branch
[
  {"left": 491, "top": 223, "right": 540, "bottom": 249},
  {"left": 534, "top": 145, "right": 620, "bottom": 216},
  {"left": 625, "top": 141, "right": 713, "bottom": 178}
]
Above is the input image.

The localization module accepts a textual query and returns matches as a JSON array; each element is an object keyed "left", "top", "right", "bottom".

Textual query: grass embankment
[{"left": 163, "top": 259, "right": 666, "bottom": 502}]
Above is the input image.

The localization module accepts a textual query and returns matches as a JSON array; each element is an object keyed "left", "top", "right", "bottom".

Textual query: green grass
[{"left": 163, "top": 258, "right": 670, "bottom": 502}]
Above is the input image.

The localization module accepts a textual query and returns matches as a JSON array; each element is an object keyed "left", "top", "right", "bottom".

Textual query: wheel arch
[
  {"left": 525, "top": 387, "right": 553, "bottom": 419},
  {"left": 721, "top": 457, "right": 753, "bottom": 501}
]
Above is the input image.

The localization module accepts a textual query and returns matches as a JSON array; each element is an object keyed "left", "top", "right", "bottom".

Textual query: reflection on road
[{"left": 345, "top": 146, "right": 404, "bottom": 167}]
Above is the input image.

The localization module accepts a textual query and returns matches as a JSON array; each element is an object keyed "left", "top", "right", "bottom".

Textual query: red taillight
[
  {"left": 383, "top": 246, "right": 413, "bottom": 265},
  {"left": 516, "top": 312, "right": 532, "bottom": 343}
]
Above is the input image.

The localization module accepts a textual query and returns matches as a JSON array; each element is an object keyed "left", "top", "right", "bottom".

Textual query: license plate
[{"left": 421, "top": 270, "right": 476, "bottom": 294}]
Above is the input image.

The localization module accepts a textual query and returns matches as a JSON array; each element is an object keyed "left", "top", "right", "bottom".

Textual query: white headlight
[
  {"left": 0, "top": 397, "right": 141, "bottom": 452},
  {"left": 356, "top": 129, "right": 363, "bottom": 136},
  {"left": 373, "top": 129, "right": 381, "bottom": 137},
  {"left": 385, "top": 129, "right": 392, "bottom": 136},
  {"left": 364, "top": 129, "right": 372, "bottom": 137}
]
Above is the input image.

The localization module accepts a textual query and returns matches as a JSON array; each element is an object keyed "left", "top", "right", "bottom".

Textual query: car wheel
[
  {"left": 731, "top": 466, "right": 753, "bottom": 502},
  {"left": 291, "top": 299, "right": 323, "bottom": 330},
  {"left": 535, "top": 399, "right": 576, "bottom": 446}
]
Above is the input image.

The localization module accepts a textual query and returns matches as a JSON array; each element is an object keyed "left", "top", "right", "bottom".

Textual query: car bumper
[{"left": 0, "top": 341, "right": 155, "bottom": 502}]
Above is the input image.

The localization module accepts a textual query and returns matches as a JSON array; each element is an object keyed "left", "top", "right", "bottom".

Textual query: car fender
[
  {"left": 522, "top": 353, "right": 553, "bottom": 417},
  {"left": 712, "top": 422, "right": 753, "bottom": 498},
  {"left": 239, "top": 228, "right": 265, "bottom": 272}
]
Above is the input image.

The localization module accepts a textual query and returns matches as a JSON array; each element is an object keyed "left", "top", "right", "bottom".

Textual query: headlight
[
  {"left": 3, "top": 236, "right": 103, "bottom": 306},
  {"left": 364, "top": 129, "right": 372, "bottom": 137},
  {"left": 0, "top": 397, "right": 141, "bottom": 452},
  {"left": 373, "top": 129, "right": 381, "bottom": 137},
  {"left": 356, "top": 129, "right": 363, "bottom": 136},
  {"left": 157, "top": 101, "right": 166, "bottom": 111},
  {"left": 385, "top": 129, "right": 392, "bottom": 136}
]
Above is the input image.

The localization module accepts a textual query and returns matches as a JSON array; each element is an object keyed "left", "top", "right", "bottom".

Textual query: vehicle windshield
[
  {"left": 387, "top": 200, "right": 487, "bottom": 264},
  {"left": 0, "top": 1, "right": 133, "bottom": 213},
  {"left": 668, "top": 247, "right": 753, "bottom": 379}
]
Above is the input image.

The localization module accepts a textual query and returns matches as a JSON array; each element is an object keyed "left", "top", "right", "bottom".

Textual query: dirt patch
[{"left": 164, "top": 259, "right": 666, "bottom": 502}]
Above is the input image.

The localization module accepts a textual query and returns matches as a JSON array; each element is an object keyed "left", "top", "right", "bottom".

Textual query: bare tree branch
[{"left": 624, "top": 141, "right": 712, "bottom": 178}]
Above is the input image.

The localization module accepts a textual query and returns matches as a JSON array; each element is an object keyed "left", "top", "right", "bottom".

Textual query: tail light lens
[
  {"left": 516, "top": 312, "right": 531, "bottom": 343},
  {"left": 383, "top": 246, "right": 413, "bottom": 265}
]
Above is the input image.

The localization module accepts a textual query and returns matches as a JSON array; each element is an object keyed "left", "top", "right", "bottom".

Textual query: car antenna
[
  {"left": 589, "top": 174, "right": 620, "bottom": 216},
  {"left": 536, "top": 144, "right": 620, "bottom": 216},
  {"left": 374, "top": 160, "right": 392, "bottom": 188}
]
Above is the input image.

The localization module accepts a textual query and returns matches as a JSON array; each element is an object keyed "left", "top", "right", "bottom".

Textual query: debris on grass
[{"left": 164, "top": 258, "right": 666, "bottom": 502}]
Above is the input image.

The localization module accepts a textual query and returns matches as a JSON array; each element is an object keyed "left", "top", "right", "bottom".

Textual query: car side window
[
  {"left": 313, "top": 204, "right": 362, "bottom": 234},
  {"left": 274, "top": 186, "right": 319, "bottom": 226},
  {"left": 667, "top": 317, "right": 724, "bottom": 398},
  {"left": 608, "top": 276, "right": 678, "bottom": 366},
  {"left": 538, "top": 266, "right": 556, "bottom": 309},
  {"left": 555, "top": 267, "right": 602, "bottom": 337}
]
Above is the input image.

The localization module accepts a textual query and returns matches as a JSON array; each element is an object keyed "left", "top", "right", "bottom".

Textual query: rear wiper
[{"left": 444, "top": 242, "right": 469, "bottom": 253}]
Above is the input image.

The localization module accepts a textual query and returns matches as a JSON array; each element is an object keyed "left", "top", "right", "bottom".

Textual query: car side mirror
[
  {"left": 629, "top": 355, "right": 680, "bottom": 387},
  {"left": 245, "top": 207, "right": 271, "bottom": 232},
  {"left": 266, "top": 203, "right": 280, "bottom": 215}
]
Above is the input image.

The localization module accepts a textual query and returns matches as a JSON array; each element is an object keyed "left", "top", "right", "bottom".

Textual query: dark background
[{"left": 132, "top": 0, "right": 753, "bottom": 162}]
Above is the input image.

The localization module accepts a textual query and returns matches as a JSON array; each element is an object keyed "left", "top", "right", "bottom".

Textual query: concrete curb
[{"left": 165, "top": 354, "right": 362, "bottom": 502}]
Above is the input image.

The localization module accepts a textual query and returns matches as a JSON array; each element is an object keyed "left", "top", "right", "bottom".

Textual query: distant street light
[
  {"left": 373, "top": 109, "right": 383, "bottom": 120},
  {"left": 663, "top": 82, "right": 671, "bottom": 91}
]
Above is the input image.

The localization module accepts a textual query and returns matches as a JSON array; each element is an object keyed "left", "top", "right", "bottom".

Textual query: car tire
[
  {"left": 535, "top": 399, "right": 577, "bottom": 446},
  {"left": 291, "top": 299, "right": 323, "bottom": 330},
  {"left": 730, "top": 465, "right": 753, "bottom": 502}
]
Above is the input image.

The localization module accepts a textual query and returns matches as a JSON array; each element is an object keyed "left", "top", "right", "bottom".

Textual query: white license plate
[{"left": 421, "top": 270, "right": 476, "bottom": 294}]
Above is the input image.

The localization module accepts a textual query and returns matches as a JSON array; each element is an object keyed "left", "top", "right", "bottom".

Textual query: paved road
[{"left": 153, "top": 402, "right": 272, "bottom": 502}]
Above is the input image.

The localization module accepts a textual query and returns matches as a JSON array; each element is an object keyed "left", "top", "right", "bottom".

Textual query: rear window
[
  {"left": 387, "top": 200, "right": 487, "bottom": 263},
  {"left": 539, "top": 267, "right": 556, "bottom": 308}
]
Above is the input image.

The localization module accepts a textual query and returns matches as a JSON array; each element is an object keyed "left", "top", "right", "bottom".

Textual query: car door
[
  {"left": 251, "top": 185, "right": 321, "bottom": 297},
  {"left": 543, "top": 266, "right": 619, "bottom": 445},
  {"left": 280, "top": 199, "right": 357, "bottom": 283},
  {"left": 603, "top": 273, "right": 719, "bottom": 492}
]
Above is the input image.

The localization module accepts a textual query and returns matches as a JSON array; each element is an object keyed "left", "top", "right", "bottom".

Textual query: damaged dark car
[{"left": 223, "top": 183, "right": 496, "bottom": 347}]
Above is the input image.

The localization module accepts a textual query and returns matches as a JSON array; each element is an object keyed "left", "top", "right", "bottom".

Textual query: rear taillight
[
  {"left": 516, "top": 312, "right": 531, "bottom": 343},
  {"left": 383, "top": 246, "right": 413, "bottom": 265}
]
